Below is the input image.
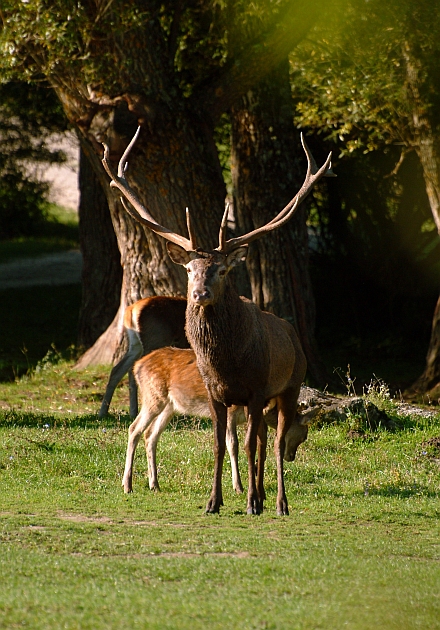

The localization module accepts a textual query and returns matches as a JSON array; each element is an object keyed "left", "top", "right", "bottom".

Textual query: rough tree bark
[
  {"left": 231, "top": 60, "right": 327, "bottom": 386},
  {"left": 403, "top": 41, "right": 440, "bottom": 399},
  {"left": 71, "top": 97, "right": 224, "bottom": 368}
]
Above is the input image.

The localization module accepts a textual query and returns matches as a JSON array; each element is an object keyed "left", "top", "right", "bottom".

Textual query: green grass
[
  {"left": 1, "top": 205, "right": 439, "bottom": 628},
  {"left": 1, "top": 365, "right": 439, "bottom": 629},
  {"left": 0, "top": 204, "right": 79, "bottom": 263}
]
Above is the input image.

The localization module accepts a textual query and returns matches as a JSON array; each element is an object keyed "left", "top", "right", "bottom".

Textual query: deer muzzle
[{"left": 191, "top": 289, "right": 213, "bottom": 306}]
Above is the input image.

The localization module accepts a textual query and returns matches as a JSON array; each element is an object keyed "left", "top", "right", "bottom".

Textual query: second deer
[{"left": 99, "top": 295, "right": 188, "bottom": 418}]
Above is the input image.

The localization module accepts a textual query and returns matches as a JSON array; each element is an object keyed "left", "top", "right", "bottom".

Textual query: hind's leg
[
  {"left": 144, "top": 404, "right": 174, "bottom": 490},
  {"left": 122, "top": 401, "right": 165, "bottom": 493}
]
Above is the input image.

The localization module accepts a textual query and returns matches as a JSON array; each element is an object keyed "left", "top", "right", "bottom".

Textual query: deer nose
[{"left": 192, "top": 289, "right": 211, "bottom": 304}]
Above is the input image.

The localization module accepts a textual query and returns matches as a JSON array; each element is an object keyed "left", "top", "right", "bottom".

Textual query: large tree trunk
[
  {"left": 403, "top": 41, "right": 440, "bottom": 399},
  {"left": 77, "top": 145, "right": 122, "bottom": 351},
  {"left": 231, "top": 60, "right": 327, "bottom": 386}
]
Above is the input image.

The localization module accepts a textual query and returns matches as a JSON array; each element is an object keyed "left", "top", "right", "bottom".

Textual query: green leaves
[{"left": 290, "top": 0, "right": 440, "bottom": 156}]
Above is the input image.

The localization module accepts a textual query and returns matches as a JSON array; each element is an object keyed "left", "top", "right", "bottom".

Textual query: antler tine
[
  {"left": 186, "top": 207, "right": 197, "bottom": 250},
  {"left": 218, "top": 202, "right": 230, "bottom": 251},
  {"left": 217, "top": 136, "right": 334, "bottom": 253},
  {"left": 118, "top": 125, "right": 141, "bottom": 178},
  {"left": 265, "top": 134, "right": 334, "bottom": 228},
  {"left": 301, "top": 132, "right": 318, "bottom": 179},
  {"left": 102, "top": 128, "right": 194, "bottom": 251}
]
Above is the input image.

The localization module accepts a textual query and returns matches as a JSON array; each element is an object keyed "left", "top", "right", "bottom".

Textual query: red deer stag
[
  {"left": 102, "top": 127, "right": 333, "bottom": 515},
  {"left": 123, "top": 346, "right": 314, "bottom": 494},
  {"left": 98, "top": 296, "right": 188, "bottom": 418}
]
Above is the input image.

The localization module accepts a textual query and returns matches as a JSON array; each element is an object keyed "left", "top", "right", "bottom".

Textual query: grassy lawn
[
  {"left": 1, "top": 366, "right": 439, "bottom": 630},
  {"left": 0, "top": 204, "right": 79, "bottom": 263}
]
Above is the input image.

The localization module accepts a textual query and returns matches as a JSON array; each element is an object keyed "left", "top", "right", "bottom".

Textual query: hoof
[
  {"left": 205, "top": 496, "right": 223, "bottom": 514},
  {"left": 246, "top": 499, "right": 262, "bottom": 515}
]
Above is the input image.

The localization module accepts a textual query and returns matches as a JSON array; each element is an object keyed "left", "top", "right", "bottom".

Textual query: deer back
[
  {"left": 134, "top": 347, "right": 211, "bottom": 418},
  {"left": 125, "top": 296, "right": 189, "bottom": 354}
]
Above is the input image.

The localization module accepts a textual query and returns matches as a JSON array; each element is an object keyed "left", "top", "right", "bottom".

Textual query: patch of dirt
[
  {"left": 42, "top": 131, "right": 79, "bottom": 210},
  {"left": 57, "top": 512, "right": 113, "bottom": 524},
  {"left": 420, "top": 436, "right": 440, "bottom": 456},
  {"left": 395, "top": 402, "right": 438, "bottom": 418}
]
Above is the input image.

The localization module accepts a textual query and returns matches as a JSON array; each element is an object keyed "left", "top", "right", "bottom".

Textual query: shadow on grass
[
  {"left": 0, "top": 284, "right": 81, "bottom": 382},
  {"left": 0, "top": 410, "right": 127, "bottom": 430},
  {"left": 0, "top": 410, "right": 212, "bottom": 432}
]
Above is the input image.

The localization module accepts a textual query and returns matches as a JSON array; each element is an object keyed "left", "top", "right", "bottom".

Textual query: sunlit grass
[
  {"left": 0, "top": 204, "right": 79, "bottom": 263},
  {"left": 1, "top": 393, "right": 439, "bottom": 629}
]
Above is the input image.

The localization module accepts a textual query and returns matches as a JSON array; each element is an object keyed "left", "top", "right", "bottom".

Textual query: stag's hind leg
[
  {"left": 275, "top": 388, "right": 301, "bottom": 515},
  {"left": 256, "top": 419, "right": 268, "bottom": 504}
]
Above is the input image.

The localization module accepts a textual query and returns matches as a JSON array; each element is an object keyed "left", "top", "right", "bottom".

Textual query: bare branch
[{"left": 384, "top": 147, "right": 413, "bottom": 178}]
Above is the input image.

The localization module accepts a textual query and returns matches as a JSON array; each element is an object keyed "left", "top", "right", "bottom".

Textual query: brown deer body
[
  {"left": 122, "top": 346, "right": 311, "bottom": 494},
  {"left": 170, "top": 246, "right": 307, "bottom": 515},
  {"left": 102, "top": 127, "right": 333, "bottom": 515},
  {"left": 99, "top": 296, "right": 188, "bottom": 418}
]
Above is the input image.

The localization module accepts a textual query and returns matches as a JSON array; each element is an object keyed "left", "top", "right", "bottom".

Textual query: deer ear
[
  {"left": 166, "top": 242, "right": 193, "bottom": 265},
  {"left": 226, "top": 246, "right": 248, "bottom": 268}
]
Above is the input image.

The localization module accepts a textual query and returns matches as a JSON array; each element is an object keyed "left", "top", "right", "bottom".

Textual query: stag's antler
[
  {"left": 217, "top": 133, "right": 334, "bottom": 253},
  {"left": 102, "top": 126, "right": 334, "bottom": 254}
]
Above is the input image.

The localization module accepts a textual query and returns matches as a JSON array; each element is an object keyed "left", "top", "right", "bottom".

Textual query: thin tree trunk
[
  {"left": 231, "top": 60, "right": 326, "bottom": 386},
  {"left": 403, "top": 41, "right": 440, "bottom": 398}
]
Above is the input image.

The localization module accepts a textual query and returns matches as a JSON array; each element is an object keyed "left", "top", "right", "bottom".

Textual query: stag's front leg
[
  {"left": 226, "top": 406, "right": 244, "bottom": 494},
  {"left": 244, "top": 399, "right": 265, "bottom": 515},
  {"left": 256, "top": 419, "right": 268, "bottom": 505},
  {"left": 206, "top": 397, "right": 227, "bottom": 514}
]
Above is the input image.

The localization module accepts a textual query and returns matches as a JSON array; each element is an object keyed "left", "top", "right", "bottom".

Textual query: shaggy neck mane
[{"left": 186, "top": 280, "right": 250, "bottom": 368}]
